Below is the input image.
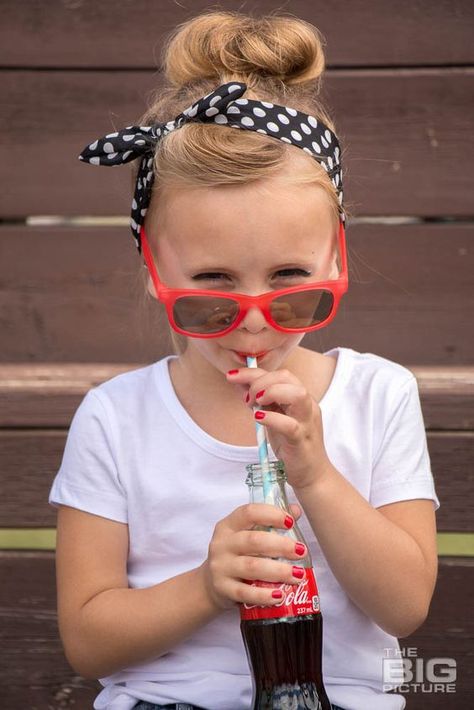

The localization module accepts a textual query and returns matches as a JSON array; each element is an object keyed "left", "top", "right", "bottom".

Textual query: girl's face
[{"left": 146, "top": 174, "right": 338, "bottom": 376}]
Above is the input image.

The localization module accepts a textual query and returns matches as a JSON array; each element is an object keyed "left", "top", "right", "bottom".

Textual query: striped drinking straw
[{"left": 246, "top": 356, "right": 275, "bottom": 506}]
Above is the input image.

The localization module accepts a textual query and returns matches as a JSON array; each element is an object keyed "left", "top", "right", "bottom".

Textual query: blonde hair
[{"left": 135, "top": 10, "right": 348, "bottom": 355}]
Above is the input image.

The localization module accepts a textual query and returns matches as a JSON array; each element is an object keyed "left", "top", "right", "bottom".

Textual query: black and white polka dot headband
[{"left": 79, "top": 81, "right": 345, "bottom": 254}]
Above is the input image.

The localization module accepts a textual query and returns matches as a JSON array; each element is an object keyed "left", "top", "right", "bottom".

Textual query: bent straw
[{"left": 247, "top": 356, "right": 275, "bottom": 506}]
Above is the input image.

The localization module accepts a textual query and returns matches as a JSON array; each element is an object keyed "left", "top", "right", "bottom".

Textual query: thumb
[{"left": 289, "top": 503, "right": 302, "bottom": 521}]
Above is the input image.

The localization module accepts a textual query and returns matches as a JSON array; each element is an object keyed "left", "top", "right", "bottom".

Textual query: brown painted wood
[
  {"left": 0, "top": 222, "right": 472, "bottom": 364},
  {"left": 0, "top": 2, "right": 471, "bottom": 705},
  {"left": 0, "top": 427, "right": 470, "bottom": 530},
  {"left": 309, "top": 221, "right": 474, "bottom": 366},
  {"left": 409, "top": 368, "right": 474, "bottom": 430},
  {"left": 0, "top": 223, "right": 171, "bottom": 364},
  {"left": 399, "top": 557, "right": 474, "bottom": 708},
  {"left": 1, "top": 364, "right": 474, "bottom": 429},
  {"left": 1, "top": 430, "right": 65, "bottom": 528},
  {"left": 1, "top": 0, "right": 472, "bottom": 68},
  {"left": 0, "top": 553, "right": 471, "bottom": 708},
  {"left": 427, "top": 432, "right": 474, "bottom": 532},
  {"left": 1, "top": 69, "right": 473, "bottom": 217},
  {"left": 0, "top": 552, "right": 100, "bottom": 709}
]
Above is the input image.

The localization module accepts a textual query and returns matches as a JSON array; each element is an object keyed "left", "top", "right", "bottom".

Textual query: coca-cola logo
[{"left": 243, "top": 578, "right": 310, "bottom": 610}]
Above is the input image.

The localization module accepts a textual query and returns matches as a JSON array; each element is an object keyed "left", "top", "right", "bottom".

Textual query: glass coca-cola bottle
[{"left": 240, "top": 460, "right": 332, "bottom": 710}]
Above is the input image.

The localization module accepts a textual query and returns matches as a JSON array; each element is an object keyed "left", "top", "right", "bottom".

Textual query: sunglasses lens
[
  {"left": 270, "top": 289, "right": 334, "bottom": 329},
  {"left": 173, "top": 296, "right": 240, "bottom": 334}
]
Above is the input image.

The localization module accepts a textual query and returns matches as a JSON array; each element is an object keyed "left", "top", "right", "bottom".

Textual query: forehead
[{"left": 151, "top": 177, "right": 335, "bottom": 265}]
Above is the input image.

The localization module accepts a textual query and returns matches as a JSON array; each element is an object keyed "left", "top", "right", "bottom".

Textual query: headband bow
[{"left": 79, "top": 82, "right": 345, "bottom": 254}]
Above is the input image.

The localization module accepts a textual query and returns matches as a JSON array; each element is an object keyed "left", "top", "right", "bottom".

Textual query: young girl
[{"left": 49, "top": 11, "right": 440, "bottom": 710}]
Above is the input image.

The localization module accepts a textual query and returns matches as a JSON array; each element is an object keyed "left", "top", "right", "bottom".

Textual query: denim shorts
[{"left": 133, "top": 703, "right": 347, "bottom": 710}]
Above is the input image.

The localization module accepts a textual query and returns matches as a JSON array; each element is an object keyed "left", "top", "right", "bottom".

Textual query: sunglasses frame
[{"left": 140, "top": 221, "right": 348, "bottom": 338}]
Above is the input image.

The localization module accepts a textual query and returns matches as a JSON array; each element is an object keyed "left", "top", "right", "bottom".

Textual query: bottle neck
[
  {"left": 246, "top": 461, "right": 288, "bottom": 507},
  {"left": 245, "top": 460, "right": 313, "bottom": 567}
]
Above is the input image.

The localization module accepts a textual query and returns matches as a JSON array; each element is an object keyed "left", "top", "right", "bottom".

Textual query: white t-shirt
[{"left": 48, "top": 347, "right": 440, "bottom": 710}]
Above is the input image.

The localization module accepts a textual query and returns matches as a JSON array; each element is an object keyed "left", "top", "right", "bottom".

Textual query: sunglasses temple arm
[
  {"left": 338, "top": 221, "right": 349, "bottom": 284},
  {"left": 140, "top": 227, "right": 164, "bottom": 299}
]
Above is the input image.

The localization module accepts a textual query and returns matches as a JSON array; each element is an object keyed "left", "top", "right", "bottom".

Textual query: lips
[{"left": 235, "top": 350, "right": 268, "bottom": 359}]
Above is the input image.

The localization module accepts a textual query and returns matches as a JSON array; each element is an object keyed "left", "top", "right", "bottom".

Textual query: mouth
[{"left": 233, "top": 350, "right": 269, "bottom": 361}]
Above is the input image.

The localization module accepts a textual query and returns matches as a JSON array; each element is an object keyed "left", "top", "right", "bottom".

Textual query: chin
[{"left": 186, "top": 333, "right": 304, "bottom": 372}]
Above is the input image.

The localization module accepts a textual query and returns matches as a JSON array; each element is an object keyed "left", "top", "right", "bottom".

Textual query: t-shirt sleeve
[
  {"left": 48, "top": 389, "right": 128, "bottom": 523},
  {"left": 369, "top": 375, "right": 440, "bottom": 511}
]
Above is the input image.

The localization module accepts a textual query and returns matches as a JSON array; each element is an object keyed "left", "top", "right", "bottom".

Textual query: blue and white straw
[{"left": 247, "top": 356, "right": 275, "bottom": 505}]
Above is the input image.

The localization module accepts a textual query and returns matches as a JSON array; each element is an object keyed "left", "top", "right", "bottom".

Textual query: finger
[
  {"left": 230, "top": 367, "right": 301, "bottom": 390},
  {"left": 225, "top": 503, "right": 296, "bottom": 533},
  {"left": 249, "top": 383, "right": 313, "bottom": 419},
  {"left": 237, "top": 556, "right": 307, "bottom": 585},
  {"left": 289, "top": 503, "right": 302, "bottom": 520},
  {"left": 226, "top": 367, "right": 268, "bottom": 386},
  {"left": 252, "top": 409, "right": 302, "bottom": 443},
  {"left": 231, "top": 580, "right": 289, "bottom": 607},
  {"left": 230, "top": 529, "right": 307, "bottom": 560}
]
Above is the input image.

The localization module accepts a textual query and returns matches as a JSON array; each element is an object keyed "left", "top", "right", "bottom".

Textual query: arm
[
  {"left": 232, "top": 366, "right": 439, "bottom": 639},
  {"left": 79, "top": 569, "right": 218, "bottom": 679},
  {"left": 294, "top": 467, "right": 438, "bottom": 637},
  {"left": 56, "top": 502, "right": 307, "bottom": 679},
  {"left": 56, "top": 505, "right": 219, "bottom": 680}
]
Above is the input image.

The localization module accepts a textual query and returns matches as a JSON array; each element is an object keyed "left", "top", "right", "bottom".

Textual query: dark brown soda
[{"left": 241, "top": 613, "right": 332, "bottom": 710}]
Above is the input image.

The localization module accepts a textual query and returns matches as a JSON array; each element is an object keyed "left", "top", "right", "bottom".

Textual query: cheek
[
  {"left": 270, "top": 333, "right": 306, "bottom": 364},
  {"left": 282, "top": 333, "right": 306, "bottom": 353},
  {"left": 188, "top": 337, "right": 221, "bottom": 361}
]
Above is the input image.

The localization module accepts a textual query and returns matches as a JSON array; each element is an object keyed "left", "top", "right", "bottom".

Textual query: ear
[
  {"left": 327, "top": 248, "right": 340, "bottom": 279},
  {"left": 147, "top": 279, "right": 159, "bottom": 300},
  {"left": 143, "top": 266, "right": 158, "bottom": 300}
]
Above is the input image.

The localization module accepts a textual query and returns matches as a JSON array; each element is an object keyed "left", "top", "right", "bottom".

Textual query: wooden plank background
[
  {"left": 1, "top": 425, "right": 472, "bottom": 531},
  {"left": 0, "top": 365, "right": 472, "bottom": 533},
  {"left": 0, "top": 222, "right": 472, "bottom": 364},
  {"left": 1, "top": 0, "right": 473, "bottom": 68},
  {"left": 1, "top": 363, "right": 473, "bottom": 429},
  {"left": 1, "top": 553, "right": 472, "bottom": 708},
  {"left": 1, "top": 68, "right": 472, "bottom": 218},
  {"left": 1, "top": 1, "right": 473, "bottom": 708}
]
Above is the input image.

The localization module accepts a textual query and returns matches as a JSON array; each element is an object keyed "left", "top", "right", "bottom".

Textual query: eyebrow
[{"left": 187, "top": 261, "right": 316, "bottom": 275}]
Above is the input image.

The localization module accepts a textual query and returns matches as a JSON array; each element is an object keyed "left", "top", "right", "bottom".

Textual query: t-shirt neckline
[{"left": 153, "top": 347, "right": 347, "bottom": 461}]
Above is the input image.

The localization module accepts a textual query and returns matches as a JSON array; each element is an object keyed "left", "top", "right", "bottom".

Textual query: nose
[{"left": 238, "top": 304, "right": 269, "bottom": 334}]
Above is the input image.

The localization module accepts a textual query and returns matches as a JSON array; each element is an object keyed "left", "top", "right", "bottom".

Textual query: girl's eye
[
  {"left": 192, "top": 273, "right": 230, "bottom": 281},
  {"left": 275, "top": 268, "right": 312, "bottom": 278},
  {"left": 192, "top": 269, "right": 312, "bottom": 282}
]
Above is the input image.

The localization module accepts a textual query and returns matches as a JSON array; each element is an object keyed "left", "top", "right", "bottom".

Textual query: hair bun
[{"left": 162, "top": 11, "right": 326, "bottom": 88}]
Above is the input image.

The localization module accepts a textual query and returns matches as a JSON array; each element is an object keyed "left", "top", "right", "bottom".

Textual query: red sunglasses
[{"left": 140, "top": 221, "right": 348, "bottom": 338}]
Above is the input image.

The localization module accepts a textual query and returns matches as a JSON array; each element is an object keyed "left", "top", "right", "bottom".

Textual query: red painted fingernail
[
  {"left": 272, "top": 589, "right": 283, "bottom": 599},
  {"left": 255, "top": 411, "right": 266, "bottom": 420},
  {"left": 292, "top": 566, "right": 305, "bottom": 579},
  {"left": 284, "top": 515, "right": 294, "bottom": 529},
  {"left": 245, "top": 392, "right": 250, "bottom": 403},
  {"left": 227, "top": 369, "right": 239, "bottom": 375},
  {"left": 295, "top": 543, "right": 306, "bottom": 556},
  {"left": 256, "top": 389, "right": 265, "bottom": 399}
]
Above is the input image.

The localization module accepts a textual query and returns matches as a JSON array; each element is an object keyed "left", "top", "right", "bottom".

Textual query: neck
[{"left": 170, "top": 346, "right": 244, "bottom": 405}]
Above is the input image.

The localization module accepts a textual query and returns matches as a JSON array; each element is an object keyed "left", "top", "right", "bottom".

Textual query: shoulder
[
  {"left": 332, "top": 347, "right": 416, "bottom": 395},
  {"left": 321, "top": 347, "right": 422, "bottom": 429},
  {"left": 67, "top": 357, "right": 172, "bottom": 437},
  {"left": 88, "top": 357, "right": 171, "bottom": 409}
]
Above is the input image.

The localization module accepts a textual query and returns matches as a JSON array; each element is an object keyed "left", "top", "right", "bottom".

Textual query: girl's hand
[
  {"left": 201, "top": 503, "right": 306, "bottom": 611},
  {"left": 227, "top": 366, "right": 332, "bottom": 490}
]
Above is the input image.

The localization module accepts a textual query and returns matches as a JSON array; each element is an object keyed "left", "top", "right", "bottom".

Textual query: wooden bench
[
  {"left": 1, "top": 364, "right": 472, "bottom": 708},
  {"left": 1, "top": 1, "right": 472, "bottom": 707}
]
